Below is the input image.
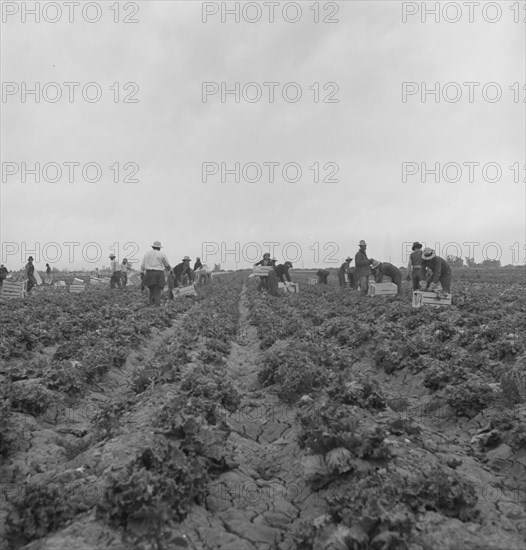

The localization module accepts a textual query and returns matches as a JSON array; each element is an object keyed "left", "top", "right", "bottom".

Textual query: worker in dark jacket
[
  {"left": 173, "top": 256, "right": 194, "bottom": 287},
  {"left": 371, "top": 260, "right": 402, "bottom": 294},
  {"left": 338, "top": 257, "right": 353, "bottom": 288},
  {"left": 421, "top": 248, "right": 451, "bottom": 293},
  {"left": 407, "top": 242, "right": 424, "bottom": 290},
  {"left": 268, "top": 262, "right": 292, "bottom": 297},
  {"left": 0, "top": 264, "right": 8, "bottom": 287},
  {"left": 355, "top": 240, "right": 374, "bottom": 295},
  {"left": 194, "top": 257, "right": 203, "bottom": 271},
  {"left": 317, "top": 269, "right": 330, "bottom": 284}
]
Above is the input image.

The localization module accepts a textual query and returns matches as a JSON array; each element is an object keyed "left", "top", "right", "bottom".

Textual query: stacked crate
[
  {"left": 368, "top": 282, "right": 398, "bottom": 296},
  {"left": 0, "top": 279, "right": 28, "bottom": 300},
  {"left": 412, "top": 291, "right": 452, "bottom": 308},
  {"left": 70, "top": 278, "right": 86, "bottom": 294}
]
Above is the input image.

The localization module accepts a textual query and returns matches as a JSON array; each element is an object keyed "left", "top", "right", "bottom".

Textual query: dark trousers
[
  {"left": 338, "top": 272, "right": 347, "bottom": 288},
  {"left": 149, "top": 285, "right": 162, "bottom": 306},
  {"left": 358, "top": 275, "right": 369, "bottom": 295},
  {"left": 110, "top": 271, "right": 122, "bottom": 289},
  {"left": 268, "top": 271, "right": 279, "bottom": 297},
  {"left": 412, "top": 269, "right": 423, "bottom": 290},
  {"left": 440, "top": 272, "right": 452, "bottom": 293}
]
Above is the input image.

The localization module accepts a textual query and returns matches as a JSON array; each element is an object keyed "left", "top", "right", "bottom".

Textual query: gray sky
[{"left": 1, "top": 0, "right": 525, "bottom": 270}]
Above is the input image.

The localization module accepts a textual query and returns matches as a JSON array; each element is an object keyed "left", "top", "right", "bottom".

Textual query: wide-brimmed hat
[
  {"left": 152, "top": 241, "right": 162, "bottom": 248},
  {"left": 371, "top": 260, "right": 381, "bottom": 269},
  {"left": 345, "top": 257, "right": 352, "bottom": 261},
  {"left": 422, "top": 248, "right": 436, "bottom": 260},
  {"left": 182, "top": 256, "right": 191, "bottom": 261},
  {"left": 359, "top": 240, "right": 367, "bottom": 246},
  {"left": 28, "top": 256, "right": 34, "bottom": 261},
  {"left": 412, "top": 242, "right": 423, "bottom": 251}
]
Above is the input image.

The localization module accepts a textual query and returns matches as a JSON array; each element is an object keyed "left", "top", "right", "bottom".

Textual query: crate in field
[
  {"left": 128, "top": 271, "right": 142, "bottom": 286},
  {"left": 278, "top": 282, "right": 299, "bottom": 294},
  {"left": 174, "top": 284, "right": 197, "bottom": 298},
  {"left": 0, "top": 279, "right": 28, "bottom": 299},
  {"left": 253, "top": 266, "right": 273, "bottom": 277},
  {"left": 412, "top": 290, "right": 452, "bottom": 308},
  {"left": 308, "top": 277, "right": 318, "bottom": 285},
  {"left": 368, "top": 282, "right": 398, "bottom": 296},
  {"left": 70, "top": 283, "right": 86, "bottom": 294},
  {"left": 54, "top": 280, "right": 67, "bottom": 288}
]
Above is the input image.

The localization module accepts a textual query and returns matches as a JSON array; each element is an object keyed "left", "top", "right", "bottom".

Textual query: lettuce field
[{"left": 0, "top": 269, "right": 525, "bottom": 550}]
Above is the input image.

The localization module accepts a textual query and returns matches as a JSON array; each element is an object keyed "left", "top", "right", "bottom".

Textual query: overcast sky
[{"left": 1, "top": 0, "right": 524, "bottom": 270}]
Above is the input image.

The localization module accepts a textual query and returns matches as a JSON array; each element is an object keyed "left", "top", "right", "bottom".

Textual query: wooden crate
[
  {"left": 54, "top": 280, "right": 67, "bottom": 288},
  {"left": 278, "top": 282, "right": 299, "bottom": 294},
  {"left": 253, "top": 266, "right": 273, "bottom": 277},
  {"left": 174, "top": 285, "right": 197, "bottom": 298},
  {"left": 308, "top": 277, "right": 318, "bottom": 285},
  {"left": 0, "top": 279, "right": 28, "bottom": 299},
  {"left": 412, "top": 290, "right": 452, "bottom": 308},
  {"left": 368, "top": 282, "right": 398, "bottom": 296},
  {"left": 128, "top": 271, "right": 142, "bottom": 286},
  {"left": 70, "top": 283, "right": 86, "bottom": 294}
]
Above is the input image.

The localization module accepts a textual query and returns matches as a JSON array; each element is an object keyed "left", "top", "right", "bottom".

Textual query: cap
[
  {"left": 152, "top": 241, "right": 162, "bottom": 248},
  {"left": 359, "top": 240, "right": 367, "bottom": 246}
]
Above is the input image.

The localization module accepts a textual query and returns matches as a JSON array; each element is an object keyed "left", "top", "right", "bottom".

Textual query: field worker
[
  {"left": 121, "top": 258, "right": 132, "bottom": 287},
  {"left": 44, "top": 263, "right": 53, "bottom": 285},
  {"left": 268, "top": 261, "right": 293, "bottom": 297},
  {"left": 317, "top": 269, "right": 330, "bottom": 284},
  {"left": 255, "top": 253, "right": 273, "bottom": 291},
  {"left": 371, "top": 260, "right": 402, "bottom": 294},
  {"left": 355, "top": 240, "right": 374, "bottom": 296},
  {"left": 109, "top": 254, "right": 123, "bottom": 289},
  {"left": 421, "top": 248, "right": 452, "bottom": 293},
  {"left": 173, "top": 256, "right": 194, "bottom": 287},
  {"left": 194, "top": 257, "right": 203, "bottom": 271},
  {"left": 338, "top": 257, "right": 353, "bottom": 288},
  {"left": 407, "top": 242, "right": 424, "bottom": 290},
  {"left": 25, "top": 256, "right": 38, "bottom": 293},
  {"left": 141, "top": 240, "right": 171, "bottom": 306},
  {"left": 0, "top": 264, "right": 8, "bottom": 287}
]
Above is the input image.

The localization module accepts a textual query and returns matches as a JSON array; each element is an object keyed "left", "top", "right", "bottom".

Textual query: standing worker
[
  {"left": 109, "top": 254, "right": 122, "bottom": 289},
  {"left": 371, "top": 260, "right": 402, "bottom": 294},
  {"left": 25, "top": 257, "right": 38, "bottom": 293},
  {"left": 355, "top": 240, "right": 374, "bottom": 296},
  {"left": 421, "top": 248, "right": 452, "bottom": 293},
  {"left": 254, "top": 253, "right": 273, "bottom": 291},
  {"left": 141, "top": 241, "right": 171, "bottom": 306},
  {"left": 407, "top": 242, "right": 424, "bottom": 290},
  {"left": 338, "top": 257, "right": 353, "bottom": 289},
  {"left": 121, "top": 258, "right": 132, "bottom": 288},
  {"left": 317, "top": 269, "right": 330, "bottom": 284},
  {"left": 0, "top": 264, "right": 9, "bottom": 287},
  {"left": 194, "top": 257, "right": 203, "bottom": 271},
  {"left": 44, "top": 264, "right": 53, "bottom": 285},
  {"left": 268, "top": 261, "right": 293, "bottom": 297}
]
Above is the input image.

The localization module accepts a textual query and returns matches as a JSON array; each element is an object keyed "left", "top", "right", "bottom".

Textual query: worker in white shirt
[
  {"left": 140, "top": 241, "right": 171, "bottom": 306},
  {"left": 109, "top": 254, "right": 122, "bottom": 289}
]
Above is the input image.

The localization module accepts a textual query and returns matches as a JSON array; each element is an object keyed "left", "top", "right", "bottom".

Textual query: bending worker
[
  {"left": 421, "top": 248, "right": 452, "bottom": 293},
  {"left": 371, "top": 260, "right": 402, "bottom": 294}
]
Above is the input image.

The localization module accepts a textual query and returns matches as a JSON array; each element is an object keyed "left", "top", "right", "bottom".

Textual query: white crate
[
  {"left": 412, "top": 290, "right": 452, "bottom": 308},
  {"left": 368, "top": 282, "right": 398, "bottom": 296},
  {"left": 308, "top": 277, "right": 318, "bottom": 285},
  {"left": 253, "top": 266, "right": 273, "bottom": 277},
  {"left": 174, "top": 284, "right": 197, "bottom": 298},
  {"left": 0, "top": 279, "right": 28, "bottom": 299},
  {"left": 70, "top": 284, "right": 86, "bottom": 294},
  {"left": 278, "top": 282, "right": 299, "bottom": 294},
  {"left": 128, "top": 271, "right": 142, "bottom": 286}
]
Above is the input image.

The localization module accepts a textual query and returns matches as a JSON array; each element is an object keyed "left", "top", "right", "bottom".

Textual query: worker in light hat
[
  {"left": 420, "top": 248, "right": 451, "bottom": 293},
  {"left": 140, "top": 241, "right": 171, "bottom": 306},
  {"left": 109, "top": 254, "right": 122, "bottom": 289},
  {"left": 354, "top": 240, "right": 374, "bottom": 296}
]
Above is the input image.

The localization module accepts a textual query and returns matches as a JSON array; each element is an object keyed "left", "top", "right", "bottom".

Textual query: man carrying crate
[{"left": 338, "top": 257, "right": 353, "bottom": 289}]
